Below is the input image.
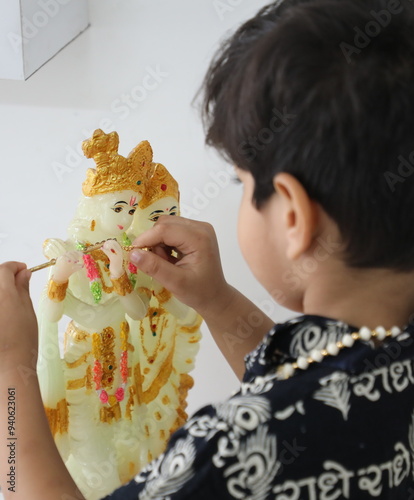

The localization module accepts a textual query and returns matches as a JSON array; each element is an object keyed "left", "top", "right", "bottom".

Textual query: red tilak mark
[
  {"left": 161, "top": 184, "right": 167, "bottom": 191},
  {"left": 130, "top": 196, "right": 137, "bottom": 206},
  {"left": 111, "top": 249, "right": 116, "bottom": 254}
]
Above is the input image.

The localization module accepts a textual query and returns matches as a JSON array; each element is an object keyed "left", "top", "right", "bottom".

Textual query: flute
[{"left": 28, "top": 240, "right": 151, "bottom": 273}]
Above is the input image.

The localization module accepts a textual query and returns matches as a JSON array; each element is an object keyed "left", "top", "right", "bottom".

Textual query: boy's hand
[
  {"left": 0, "top": 262, "right": 38, "bottom": 367},
  {"left": 0, "top": 261, "right": 86, "bottom": 499},
  {"left": 130, "top": 216, "right": 235, "bottom": 319}
]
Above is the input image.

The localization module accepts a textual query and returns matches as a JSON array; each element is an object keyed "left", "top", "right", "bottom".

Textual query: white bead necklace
[{"left": 276, "top": 325, "right": 402, "bottom": 380}]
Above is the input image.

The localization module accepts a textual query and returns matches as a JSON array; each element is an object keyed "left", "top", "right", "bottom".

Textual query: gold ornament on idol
[
  {"left": 111, "top": 272, "right": 134, "bottom": 296},
  {"left": 47, "top": 279, "right": 69, "bottom": 302},
  {"left": 139, "top": 162, "right": 180, "bottom": 210},
  {"left": 82, "top": 128, "right": 152, "bottom": 197},
  {"left": 140, "top": 306, "right": 164, "bottom": 365}
]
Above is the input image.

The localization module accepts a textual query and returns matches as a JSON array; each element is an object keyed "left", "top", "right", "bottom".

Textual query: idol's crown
[
  {"left": 139, "top": 162, "right": 180, "bottom": 209},
  {"left": 82, "top": 129, "right": 153, "bottom": 197}
]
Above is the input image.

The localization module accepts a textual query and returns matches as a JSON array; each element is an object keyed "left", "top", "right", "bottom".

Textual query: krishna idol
[{"left": 36, "top": 129, "right": 201, "bottom": 500}]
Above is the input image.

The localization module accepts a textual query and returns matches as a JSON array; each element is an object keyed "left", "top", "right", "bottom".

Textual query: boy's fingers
[
  {"left": 132, "top": 219, "right": 184, "bottom": 250},
  {"left": 0, "top": 261, "right": 27, "bottom": 276},
  {"left": 0, "top": 262, "right": 28, "bottom": 291},
  {"left": 151, "top": 245, "right": 181, "bottom": 264},
  {"left": 132, "top": 216, "right": 196, "bottom": 249},
  {"left": 15, "top": 268, "right": 32, "bottom": 293},
  {"left": 132, "top": 216, "right": 207, "bottom": 255},
  {"left": 130, "top": 249, "right": 183, "bottom": 291}
]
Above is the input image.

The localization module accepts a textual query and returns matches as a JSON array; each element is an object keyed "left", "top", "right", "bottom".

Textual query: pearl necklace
[{"left": 276, "top": 325, "right": 402, "bottom": 380}]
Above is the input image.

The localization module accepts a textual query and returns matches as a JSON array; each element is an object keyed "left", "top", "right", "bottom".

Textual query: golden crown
[
  {"left": 82, "top": 129, "right": 153, "bottom": 197},
  {"left": 139, "top": 162, "right": 180, "bottom": 209}
]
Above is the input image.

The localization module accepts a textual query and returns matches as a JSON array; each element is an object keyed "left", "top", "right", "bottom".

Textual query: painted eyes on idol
[
  {"left": 111, "top": 205, "right": 136, "bottom": 216},
  {"left": 149, "top": 206, "right": 178, "bottom": 222}
]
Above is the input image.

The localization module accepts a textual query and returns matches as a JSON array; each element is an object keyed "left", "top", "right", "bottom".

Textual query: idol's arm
[
  {"left": 114, "top": 285, "right": 149, "bottom": 319},
  {"left": 43, "top": 250, "right": 84, "bottom": 322},
  {"left": 0, "top": 262, "right": 85, "bottom": 500}
]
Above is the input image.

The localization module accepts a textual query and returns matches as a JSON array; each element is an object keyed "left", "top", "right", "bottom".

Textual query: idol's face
[
  {"left": 136, "top": 196, "right": 179, "bottom": 233},
  {"left": 98, "top": 190, "right": 139, "bottom": 236}
]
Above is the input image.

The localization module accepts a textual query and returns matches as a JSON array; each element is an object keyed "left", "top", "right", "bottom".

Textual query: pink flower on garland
[
  {"left": 83, "top": 254, "right": 100, "bottom": 281},
  {"left": 120, "top": 351, "right": 128, "bottom": 383},
  {"left": 99, "top": 390, "right": 109, "bottom": 404},
  {"left": 93, "top": 360, "right": 103, "bottom": 390},
  {"left": 115, "top": 387, "right": 125, "bottom": 402},
  {"left": 128, "top": 262, "right": 138, "bottom": 274}
]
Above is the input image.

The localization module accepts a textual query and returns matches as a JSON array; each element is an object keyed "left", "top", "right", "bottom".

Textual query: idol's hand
[
  {"left": 0, "top": 262, "right": 37, "bottom": 367},
  {"left": 52, "top": 250, "right": 84, "bottom": 283},
  {"left": 129, "top": 216, "right": 234, "bottom": 319},
  {"left": 102, "top": 240, "right": 124, "bottom": 279},
  {"left": 43, "top": 238, "right": 67, "bottom": 261}
]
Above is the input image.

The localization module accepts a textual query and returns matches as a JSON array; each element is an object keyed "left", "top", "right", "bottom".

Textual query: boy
[{"left": 2, "top": 0, "right": 414, "bottom": 498}]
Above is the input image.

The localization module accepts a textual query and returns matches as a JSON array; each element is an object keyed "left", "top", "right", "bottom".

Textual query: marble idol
[{"left": 36, "top": 129, "right": 202, "bottom": 500}]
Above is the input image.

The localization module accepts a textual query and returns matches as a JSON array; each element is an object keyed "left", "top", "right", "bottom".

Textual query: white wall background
[{"left": 0, "top": 0, "right": 294, "bottom": 453}]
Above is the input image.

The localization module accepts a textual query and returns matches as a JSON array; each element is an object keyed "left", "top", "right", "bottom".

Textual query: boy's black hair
[{"left": 201, "top": 0, "right": 414, "bottom": 270}]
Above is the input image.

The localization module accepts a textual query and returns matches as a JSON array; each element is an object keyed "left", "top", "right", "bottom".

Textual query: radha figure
[{"left": 127, "top": 158, "right": 202, "bottom": 468}]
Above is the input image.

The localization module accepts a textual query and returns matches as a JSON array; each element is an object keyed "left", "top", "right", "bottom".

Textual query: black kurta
[{"left": 104, "top": 314, "right": 414, "bottom": 499}]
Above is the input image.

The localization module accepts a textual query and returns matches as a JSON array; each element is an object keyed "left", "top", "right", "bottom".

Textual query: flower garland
[
  {"left": 76, "top": 235, "right": 137, "bottom": 303},
  {"left": 76, "top": 241, "right": 103, "bottom": 303},
  {"left": 122, "top": 233, "right": 138, "bottom": 287}
]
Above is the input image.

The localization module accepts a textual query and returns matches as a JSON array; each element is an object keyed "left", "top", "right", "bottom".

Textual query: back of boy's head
[{"left": 201, "top": 0, "right": 414, "bottom": 271}]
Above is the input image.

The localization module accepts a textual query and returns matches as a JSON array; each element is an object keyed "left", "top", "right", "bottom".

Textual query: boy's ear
[{"left": 273, "top": 173, "right": 318, "bottom": 260}]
